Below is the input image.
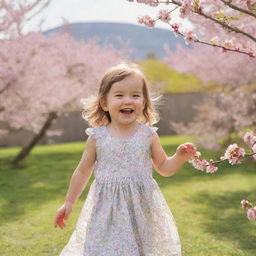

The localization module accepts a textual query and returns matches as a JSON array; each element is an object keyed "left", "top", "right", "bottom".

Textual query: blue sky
[{"left": 25, "top": 0, "right": 191, "bottom": 33}]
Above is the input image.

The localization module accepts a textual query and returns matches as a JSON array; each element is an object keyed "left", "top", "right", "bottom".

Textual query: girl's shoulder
[
  {"left": 140, "top": 123, "right": 158, "bottom": 137},
  {"left": 85, "top": 126, "right": 105, "bottom": 140}
]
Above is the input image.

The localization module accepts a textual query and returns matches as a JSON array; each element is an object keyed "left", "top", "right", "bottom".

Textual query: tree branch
[
  {"left": 219, "top": 0, "right": 256, "bottom": 19},
  {"left": 25, "top": 0, "right": 51, "bottom": 22},
  {"left": 174, "top": 29, "right": 253, "bottom": 57},
  {"left": 156, "top": 0, "right": 256, "bottom": 43}
]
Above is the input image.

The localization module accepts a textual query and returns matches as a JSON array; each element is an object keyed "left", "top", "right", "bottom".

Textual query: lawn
[{"left": 0, "top": 136, "right": 255, "bottom": 256}]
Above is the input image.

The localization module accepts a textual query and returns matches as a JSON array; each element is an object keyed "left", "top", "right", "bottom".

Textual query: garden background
[{"left": 0, "top": 1, "right": 255, "bottom": 255}]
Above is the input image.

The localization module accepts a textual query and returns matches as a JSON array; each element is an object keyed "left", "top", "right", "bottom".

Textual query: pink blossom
[
  {"left": 221, "top": 144, "right": 245, "bottom": 165},
  {"left": 171, "top": 23, "right": 179, "bottom": 34},
  {"left": 179, "top": 7, "right": 190, "bottom": 18},
  {"left": 137, "top": 15, "right": 155, "bottom": 27},
  {"left": 247, "top": 207, "right": 256, "bottom": 220},
  {"left": 241, "top": 199, "right": 252, "bottom": 210},
  {"left": 158, "top": 10, "right": 171, "bottom": 23},
  {"left": 206, "top": 164, "right": 218, "bottom": 173},
  {"left": 190, "top": 159, "right": 201, "bottom": 170},
  {"left": 193, "top": 159, "right": 209, "bottom": 171},
  {"left": 188, "top": 151, "right": 208, "bottom": 171},
  {"left": 243, "top": 131, "right": 256, "bottom": 147},
  {"left": 184, "top": 31, "right": 197, "bottom": 44},
  {"left": 179, "top": 1, "right": 191, "bottom": 19}
]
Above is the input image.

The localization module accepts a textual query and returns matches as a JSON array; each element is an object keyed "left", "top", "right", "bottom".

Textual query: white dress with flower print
[{"left": 59, "top": 123, "right": 182, "bottom": 256}]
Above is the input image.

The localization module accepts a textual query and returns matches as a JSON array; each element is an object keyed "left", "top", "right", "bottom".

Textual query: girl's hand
[
  {"left": 176, "top": 142, "right": 197, "bottom": 162},
  {"left": 54, "top": 202, "right": 73, "bottom": 229}
]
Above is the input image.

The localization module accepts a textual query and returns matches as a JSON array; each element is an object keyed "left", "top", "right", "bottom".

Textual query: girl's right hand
[
  {"left": 176, "top": 142, "right": 197, "bottom": 162},
  {"left": 54, "top": 202, "right": 73, "bottom": 229}
]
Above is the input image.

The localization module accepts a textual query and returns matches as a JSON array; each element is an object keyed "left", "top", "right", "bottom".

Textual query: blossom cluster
[
  {"left": 137, "top": 8, "right": 198, "bottom": 44},
  {"left": 188, "top": 131, "right": 256, "bottom": 221},
  {"left": 188, "top": 130, "right": 256, "bottom": 173},
  {"left": 241, "top": 200, "right": 256, "bottom": 220},
  {"left": 128, "top": 0, "right": 256, "bottom": 58},
  {"left": 137, "top": 15, "right": 155, "bottom": 27}
]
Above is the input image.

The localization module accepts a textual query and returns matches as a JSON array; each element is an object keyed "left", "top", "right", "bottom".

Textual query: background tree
[
  {"left": 0, "top": 0, "right": 50, "bottom": 38},
  {"left": 165, "top": 44, "right": 256, "bottom": 150},
  {"left": 0, "top": 32, "right": 121, "bottom": 164}
]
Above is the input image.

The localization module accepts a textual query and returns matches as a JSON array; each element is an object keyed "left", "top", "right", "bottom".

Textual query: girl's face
[{"left": 101, "top": 74, "right": 145, "bottom": 126}]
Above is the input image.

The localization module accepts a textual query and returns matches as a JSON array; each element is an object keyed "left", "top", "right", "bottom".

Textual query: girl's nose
[{"left": 123, "top": 96, "right": 133, "bottom": 104}]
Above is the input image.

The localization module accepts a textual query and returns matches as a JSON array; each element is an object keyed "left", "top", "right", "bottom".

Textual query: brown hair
[{"left": 81, "top": 62, "right": 161, "bottom": 127}]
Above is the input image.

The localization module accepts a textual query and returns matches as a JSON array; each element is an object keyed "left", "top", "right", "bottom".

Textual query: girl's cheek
[{"left": 134, "top": 98, "right": 143, "bottom": 103}]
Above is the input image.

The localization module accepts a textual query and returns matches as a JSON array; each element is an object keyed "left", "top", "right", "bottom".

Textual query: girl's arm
[
  {"left": 150, "top": 132, "right": 195, "bottom": 177},
  {"left": 64, "top": 135, "right": 96, "bottom": 205}
]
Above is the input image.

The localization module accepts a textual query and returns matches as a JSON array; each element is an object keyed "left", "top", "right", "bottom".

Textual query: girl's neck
[{"left": 106, "top": 121, "right": 140, "bottom": 138}]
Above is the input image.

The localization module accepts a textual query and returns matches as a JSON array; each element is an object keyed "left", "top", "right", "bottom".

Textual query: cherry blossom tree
[
  {"left": 0, "top": 0, "right": 50, "bottom": 38},
  {"left": 164, "top": 44, "right": 256, "bottom": 150},
  {"left": 127, "top": 0, "right": 256, "bottom": 58},
  {"left": 0, "top": 32, "right": 121, "bottom": 164}
]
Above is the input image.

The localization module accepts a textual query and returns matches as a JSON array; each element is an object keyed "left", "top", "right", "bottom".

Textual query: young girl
[{"left": 54, "top": 63, "right": 196, "bottom": 256}]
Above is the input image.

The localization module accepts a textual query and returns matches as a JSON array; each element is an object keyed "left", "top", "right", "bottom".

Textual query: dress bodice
[{"left": 85, "top": 123, "right": 158, "bottom": 183}]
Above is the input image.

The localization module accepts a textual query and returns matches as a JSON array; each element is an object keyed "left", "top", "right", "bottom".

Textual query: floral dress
[{"left": 59, "top": 123, "right": 182, "bottom": 256}]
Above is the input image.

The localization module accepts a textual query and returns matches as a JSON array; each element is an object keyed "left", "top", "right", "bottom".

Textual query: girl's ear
[{"left": 100, "top": 98, "right": 108, "bottom": 112}]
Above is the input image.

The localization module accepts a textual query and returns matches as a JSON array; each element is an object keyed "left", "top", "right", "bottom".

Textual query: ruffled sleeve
[
  {"left": 85, "top": 127, "right": 96, "bottom": 139},
  {"left": 147, "top": 126, "right": 158, "bottom": 136}
]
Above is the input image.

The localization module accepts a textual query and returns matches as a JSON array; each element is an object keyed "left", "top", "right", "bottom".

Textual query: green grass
[{"left": 0, "top": 136, "right": 255, "bottom": 256}]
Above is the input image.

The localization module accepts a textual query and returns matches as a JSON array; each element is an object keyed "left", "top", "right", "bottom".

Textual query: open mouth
[{"left": 120, "top": 108, "right": 134, "bottom": 114}]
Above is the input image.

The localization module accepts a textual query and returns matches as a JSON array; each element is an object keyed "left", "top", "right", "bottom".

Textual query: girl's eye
[
  {"left": 115, "top": 94, "right": 122, "bottom": 97},
  {"left": 133, "top": 95, "right": 140, "bottom": 97}
]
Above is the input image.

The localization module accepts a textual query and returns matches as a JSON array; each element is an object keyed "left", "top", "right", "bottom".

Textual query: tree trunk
[{"left": 12, "top": 111, "right": 58, "bottom": 165}]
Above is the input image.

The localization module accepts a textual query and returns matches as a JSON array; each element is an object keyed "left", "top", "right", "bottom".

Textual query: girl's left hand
[{"left": 176, "top": 142, "right": 197, "bottom": 162}]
